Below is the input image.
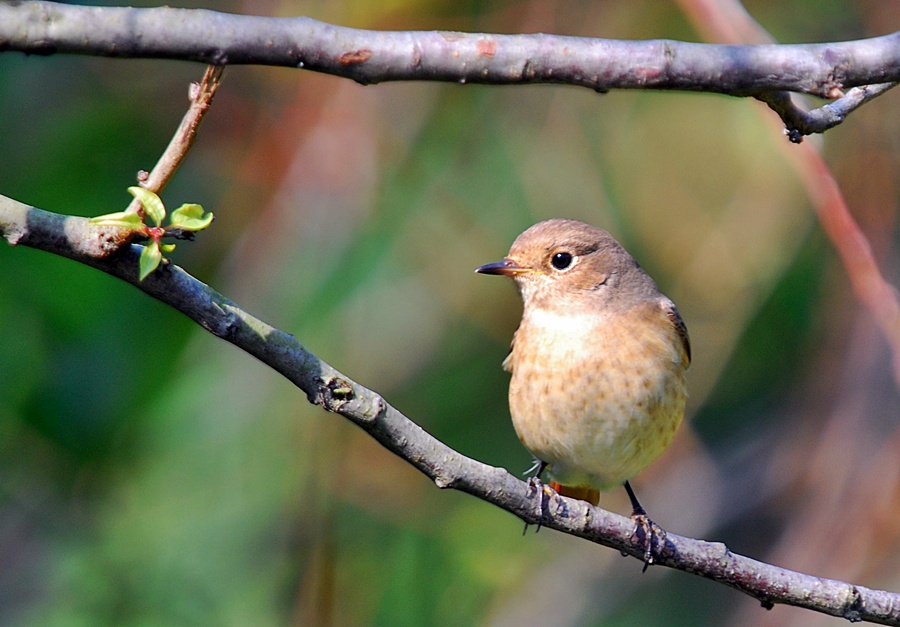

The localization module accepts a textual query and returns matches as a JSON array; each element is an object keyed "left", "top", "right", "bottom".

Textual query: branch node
[
  {"left": 434, "top": 475, "right": 454, "bottom": 489},
  {"left": 842, "top": 586, "right": 864, "bottom": 622},
  {"left": 90, "top": 225, "right": 137, "bottom": 257},
  {"left": 311, "top": 376, "right": 355, "bottom": 412},
  {"left": 339, "top": 49, "right": 373, "bottom": 65},
  {"left": 354, "top": 392, "right": 387, "bottom": 423}
]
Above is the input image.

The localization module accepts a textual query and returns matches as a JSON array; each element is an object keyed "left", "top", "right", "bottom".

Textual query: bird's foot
[
  {"left": 523, "top": 475, "right": 567, "bottom": 534},
  {"left": 523, "top": 460, "right": 550, "bottom": 534},
  {"left": 623, "top": 480, "right": 666, "bottom": 572},
  {"left": 631, "top": 511, "right": 666, "bottom": 572},
  {"left": 524, "top": 475, "right": 544, "bottom": 534}
]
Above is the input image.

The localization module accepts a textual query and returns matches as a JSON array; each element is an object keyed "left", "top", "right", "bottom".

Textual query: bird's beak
[{"left": 475, "top": 258, "right": 529, "bottom": 276}]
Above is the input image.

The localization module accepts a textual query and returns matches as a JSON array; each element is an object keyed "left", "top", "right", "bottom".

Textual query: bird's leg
[
  {"left": 524, "top": 460, "right": 550, "bottom": 534},
  {"left": 624, "top": 481, "right": 666, "bottom": 572},
  {"left": 526, "top": 458, "right": 548, "bottom": 481}
]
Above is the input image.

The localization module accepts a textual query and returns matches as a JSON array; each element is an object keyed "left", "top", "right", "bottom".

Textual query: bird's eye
[{"left": 551, "top": 252, "right": 574, "bottom": 270}]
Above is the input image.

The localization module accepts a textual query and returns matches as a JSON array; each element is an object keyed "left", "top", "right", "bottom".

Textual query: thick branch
[
  {"left": 1, "top": 2, "right": 899, "bottom": 100},
  {"left": 2, "top": 195, "right": 899, "bottom": 625}
]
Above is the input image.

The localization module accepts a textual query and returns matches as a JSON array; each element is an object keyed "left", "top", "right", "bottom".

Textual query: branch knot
[{"left": 310, "top": 376, "right": 355, "bottom": 412}]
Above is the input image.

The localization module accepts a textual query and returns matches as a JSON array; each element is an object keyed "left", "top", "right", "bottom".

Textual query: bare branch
[
  {"left": 1, "top": 1, "right": 899, "bottom": 101},
  {"left": 125, "top": 65, "right": 224, "bottom": 216},
  {"left": 757, "top": 82, "right": 898, "bottom": 143},
  {"left": 2, "top": 195, "right": 900, "bottom": 625}
]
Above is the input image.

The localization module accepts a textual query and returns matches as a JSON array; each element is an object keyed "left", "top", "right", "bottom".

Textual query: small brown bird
[{"left": 476, "top": 219, "right": 690, "bottom": 546}]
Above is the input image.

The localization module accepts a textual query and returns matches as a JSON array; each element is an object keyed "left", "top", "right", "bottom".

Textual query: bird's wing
[
  {"left": 501, "top": 328, "right": 519, "bottom": 373},
  {"left": 663, "top": 300, "right": 691, "bottom": 367}
]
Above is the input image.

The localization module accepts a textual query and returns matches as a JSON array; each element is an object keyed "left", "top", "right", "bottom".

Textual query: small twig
[
  {"left": 125, "top": 65, "right": 224, "bottom": 215},
  {"left": 2, "top": 197, "right": 900, "bottom": 625},
  {"left": 676, "top": 0, "right": 896, "bottom": 139},
  {"left": 756, "top": 82, "right": 898, "bottom": 143}
]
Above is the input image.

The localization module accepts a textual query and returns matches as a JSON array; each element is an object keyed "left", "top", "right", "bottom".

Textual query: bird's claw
[
  {"left": 523, "top": 476, "right": 567, "bottom": 535},
  {"left": 631, "top": 512, "right": 666, "bottom": 572},
  {"left": 524, "top": 476, "right": 546, "bottom": 534}
]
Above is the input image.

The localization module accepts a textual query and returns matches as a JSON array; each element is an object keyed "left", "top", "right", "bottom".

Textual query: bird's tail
[{"left": 550, "top": 481, "right": 600, "bottom": 505}]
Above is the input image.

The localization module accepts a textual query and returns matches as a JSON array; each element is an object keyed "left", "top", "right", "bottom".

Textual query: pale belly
[{"left": 507, "top": 309, "right": 687, "bottom": 491}]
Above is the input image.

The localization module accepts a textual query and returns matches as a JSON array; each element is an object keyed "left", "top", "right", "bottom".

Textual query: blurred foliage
[{"left": 2, "top": 1, "right": 900, "bottom": 626}]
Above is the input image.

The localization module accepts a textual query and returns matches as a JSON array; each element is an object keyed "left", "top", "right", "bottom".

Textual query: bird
[{"left": 476, "top": 218, "right": 690, "bottom": 564}]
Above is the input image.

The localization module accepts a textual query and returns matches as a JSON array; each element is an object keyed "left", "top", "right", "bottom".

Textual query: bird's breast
[{"left": 505, "top": 302, "right": 687, "bottom": 490}]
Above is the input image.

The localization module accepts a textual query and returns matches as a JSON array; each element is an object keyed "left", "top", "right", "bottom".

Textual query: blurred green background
[{"left": 2, "top": 1, "right": 900, "bottom": 625}]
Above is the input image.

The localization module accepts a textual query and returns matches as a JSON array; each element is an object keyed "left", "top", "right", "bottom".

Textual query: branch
[
  {"left": 125, "top": 65, "right": 224, "bottom": 215},
  {"left": 2, "top": 196, "right": 900, "bottom": 625},
  {"left": 2, "top": 1, "right": 899, "bottom": 103},
  {"left": 756, "top": 82, "right": 898, "bottom": 143}
]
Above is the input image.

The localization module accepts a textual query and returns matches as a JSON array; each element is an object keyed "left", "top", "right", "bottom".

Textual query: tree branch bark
[
  {"left": 2, "top": 195, "right": 899, "bottom": 625},
  {"left": 1, "top": 1, "right": 899, "bottom": 100},
  {"left": 3, "top": 2, "right": 897, "bottom": 139}
]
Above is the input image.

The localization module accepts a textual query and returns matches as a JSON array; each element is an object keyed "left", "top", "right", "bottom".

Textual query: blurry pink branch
[
  {"left": 2, "top": 196, "right": 900, "bottom": 625},
  {"left": 793, "top": 142, "right": 900, "bottom": 385},
  {"left": 1, "top": 2, "right": 899, "bottom": 139},
  {"left": 679, "top": 0, "right": 900, "bottom": 385}
]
